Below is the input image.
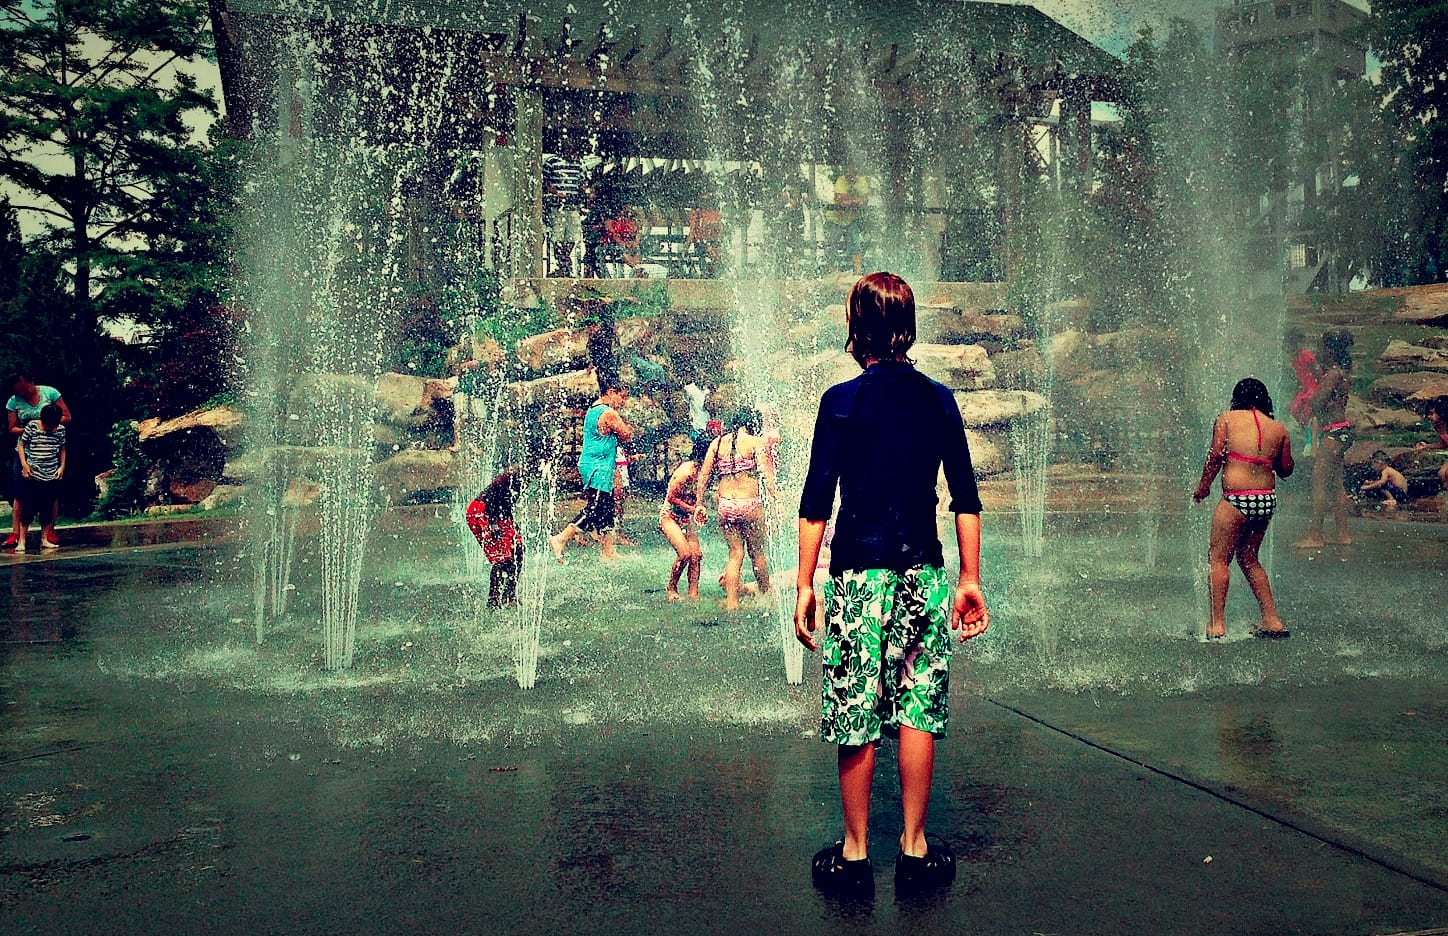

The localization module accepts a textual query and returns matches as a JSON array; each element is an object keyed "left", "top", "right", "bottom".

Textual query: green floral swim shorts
[{"left": 820, "top": 565, "right": 953, "bottom": 746}]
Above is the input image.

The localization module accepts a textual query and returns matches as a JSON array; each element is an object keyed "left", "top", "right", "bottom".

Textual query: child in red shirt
[{"left": 466, "top": 467, "right": 525, "bottom": 607}]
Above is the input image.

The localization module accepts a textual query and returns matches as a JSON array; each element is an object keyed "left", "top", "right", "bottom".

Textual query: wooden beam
[
  {"left": 615, "top": 25, "right": 643, "bottom": 66},
  {"left": 868, "top": 42, "right": 896, "bottom": 76},
  {"left": 555, "top": 17, "right": 579, "bottom": 59},
  {"left": 580, "top": 22, "right": 611, "bottom": 64},
  {"left": 888, "top": 49, "right": 921, "bottom": 83},
  {"left": 511, "top": 11, "right": 529, "bottom": 57},
  {"left": 648, "top": 27, "right": 674, "bottom": 66}
]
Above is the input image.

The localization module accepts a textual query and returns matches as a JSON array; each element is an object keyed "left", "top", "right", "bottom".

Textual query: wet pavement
[{"left": 2, "top": 514, "right": 1446, "bottom": 934}]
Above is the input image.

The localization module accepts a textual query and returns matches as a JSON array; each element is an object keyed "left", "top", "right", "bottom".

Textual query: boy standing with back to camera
[{"left": 795, "top": 272, "right": 990, "bottom": 899}]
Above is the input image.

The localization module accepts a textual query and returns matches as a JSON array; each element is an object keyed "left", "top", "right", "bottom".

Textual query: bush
[{"left": 95, "top": 421, "right": 150, "bottom": 519}]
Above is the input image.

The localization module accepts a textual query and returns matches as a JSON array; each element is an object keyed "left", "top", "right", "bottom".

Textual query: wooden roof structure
[{"left": 211, "top": 0, "right": 1124, "bottom": 158}]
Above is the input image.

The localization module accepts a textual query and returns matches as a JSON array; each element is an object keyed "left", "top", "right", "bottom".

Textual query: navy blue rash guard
[{"left": 799, "top": 360, "right": 982, "bottom": 577}]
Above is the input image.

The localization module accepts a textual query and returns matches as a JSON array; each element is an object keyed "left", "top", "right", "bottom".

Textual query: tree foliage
[
  {"left": 1359, "top": 0, "right": 1448, "bottom": 283},
  {"left": 0, "top": 0, "right": 217, "bottom": 319}
]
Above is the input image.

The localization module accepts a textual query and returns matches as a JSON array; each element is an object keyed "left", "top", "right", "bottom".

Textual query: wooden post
[{"left": 508, "top": 87, "right": 544, "bottom": 279}]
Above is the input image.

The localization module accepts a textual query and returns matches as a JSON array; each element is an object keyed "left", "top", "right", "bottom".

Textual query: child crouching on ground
[
  {"left": 16, "top": 403, "right": 66, "bottom": 553},
  {"left": 1360, "top": 450, "right": 1410, "bottom": 511},
  {"left": 466, "top": 467, "right": 525, "bottom": 607},
  {"left": 795, "top": 272, "right": 990, "bottom": 900}
]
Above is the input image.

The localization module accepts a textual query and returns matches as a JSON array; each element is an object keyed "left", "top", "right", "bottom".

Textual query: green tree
[
  {"left": 1361, "top": 0, "right": 1448, "bottom": 283},
  {"left": 0, "top": 0, "right": 216, "bottom": 327}
]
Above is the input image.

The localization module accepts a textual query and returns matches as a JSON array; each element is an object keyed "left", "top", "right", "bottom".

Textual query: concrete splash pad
[{"left": 2, "top": 515, "right": 1446, "bottom": 933}]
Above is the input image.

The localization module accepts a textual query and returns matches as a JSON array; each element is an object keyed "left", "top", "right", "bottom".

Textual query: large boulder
[
  {"left": 916, "top": 307, "right": 1026, "bottom": 350},
  {"left": 373, "top": 449, "right": 456, "bottom": 504},
  {"left": 1347, "top": 396, "right": 1424, "bottom": 431},
  {"left": 966, "top": 429, "right": 1007, "bottom": 476},
  {"left": 913, "top": 343, "right": 996, "bottom": 391},
  {"left": 136, "top": 405, "right": 247, "bottom": 450},
  {"left": 510, "top": 370, "right": 599, "bottom": 408},
  {"left": 198, "top": 484, "right": 245, "bottom": 511},
  {"left": 1048, "top": 327, "right": 1181, "bottom": 380},
  {"left": 988, "top": 346, "right": 1045, "bottom": 390},
  {"left": 168, "top": 476, "right": 216, "bottom": 504},
  {"left": 375, "top": 373, "right": 433, "bottom": 429},
  {"left": 517, "top": 327, "right": 589, "bottom": 372},
  {"left": 1368, "top": 372, "right": 1448, "bottom": 408},
  {"left": 955, "top": 389, "right": 1049, "bottom": 428},
  {"left": 1376, "top": 339, "right": 1448, "bottom": 373},
  {"left": 1405, "top": 381, "right": 1448, "bottom": 413}
]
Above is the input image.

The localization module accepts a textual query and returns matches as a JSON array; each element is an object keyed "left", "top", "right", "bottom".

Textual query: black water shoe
[
  {"left": 894, "top": 837, "right": 956, "bottom": 895},
  {"left": 811, "top": 840, "right": 874, "bottom": 898}
]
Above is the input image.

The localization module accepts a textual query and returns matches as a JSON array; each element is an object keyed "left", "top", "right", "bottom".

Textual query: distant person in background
[
  {"left": 1193, "top": 378, "right": 1294, "bottom": 640},
  {"left": 613, "top": 446, "right": 636, "bottom": 547},
  {"left": 1359, "top": 450, "right": 1410, "bottom": 512},
  {"left": 543, "top": 138, "right": 585, "bottom": 276},
  {"left": 601, "top": 205, "right": 642, "bottom": 277},
  {"left": 1295, "top": 329, "right": 1355, "bottom": 547},
  {"left": 1414, "top": 401, "right": 1448, "bottom": 505},
  {"left": 549, "top": 381, "right": 633, "bottom": 562},
  {"left": 1286, "top": 329, "right": 1321, "bottom": 456},
  {"left": 15, "top": 403, "right": 67, "bottom": 553},
  {"left": 827, "top": 163, "right": 869, "bottom": 274},
  {"left": 660, "top": 437, "right": 710, "bottom": 601},
  {"left": 466, "top": 467, "right": 525, "bottom": 607},
  {"left": 686, "top": 196, "right": 724, "bottom": 278},
  {"left": 684, "top": 382, "right": 710, "bottom": 441},
  {"left": 770, "top": 176, "right": 810, "bottom": 271},
  {"left": 6, "top": 373, "right": 71, "bottom": 551}
]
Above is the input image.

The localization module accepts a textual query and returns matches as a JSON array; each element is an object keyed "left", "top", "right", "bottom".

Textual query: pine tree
[{"left": 0, "top": 0, "right": 217, "bottom": 328}]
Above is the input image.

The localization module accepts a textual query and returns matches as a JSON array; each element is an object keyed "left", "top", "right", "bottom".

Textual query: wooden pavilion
[{"left": 209, "top": 0, "right": 1123, "bottom": 281}]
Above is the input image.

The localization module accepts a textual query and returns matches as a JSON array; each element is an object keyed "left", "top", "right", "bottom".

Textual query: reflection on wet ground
[{"left": 1, "top": 513, "right": 1445, "bottom": 933}]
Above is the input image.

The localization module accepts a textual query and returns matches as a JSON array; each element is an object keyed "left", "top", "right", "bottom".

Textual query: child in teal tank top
[{"left": 548, "top": 382, "right": 633, "bottom": 562}]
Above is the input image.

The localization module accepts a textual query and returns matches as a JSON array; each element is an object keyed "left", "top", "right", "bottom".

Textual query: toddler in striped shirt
[{"left": 16, "top": 403, "right": 66, "bottom": 552}]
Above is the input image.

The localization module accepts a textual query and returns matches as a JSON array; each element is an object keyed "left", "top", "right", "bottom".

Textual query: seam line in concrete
[{"left": 987, "top": 697, "right": 1448, "bottom": 896}]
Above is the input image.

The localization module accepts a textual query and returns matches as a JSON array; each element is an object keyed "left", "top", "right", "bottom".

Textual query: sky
[{"left": 1020, "top": 0, "right": 1371, "bottom": 54}]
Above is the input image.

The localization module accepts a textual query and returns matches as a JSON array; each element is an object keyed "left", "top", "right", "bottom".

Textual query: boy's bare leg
[
  {"left": 898, "top": 726, "right": 935, "bottom": 857},
  {"left": 839, "top": 743, "right": 875, "bottom": 861},
  {"left": 599, "top": 530, "right": 619, "bottom": 561},
  {"left": 548, "top": 524, "right": 577, "bottom": 563},
  {"left": 40, "top": 498, "right": 57, "bottom": 545}
]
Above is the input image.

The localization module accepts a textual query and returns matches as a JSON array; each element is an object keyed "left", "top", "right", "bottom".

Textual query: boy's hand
[
  {"left": 1192, "top": 484, "right": 1210, "bottom": 503},
  {"left": 19, "top": 464, "right": 30, "bottom": 479},
  {"left": 794, "top": 585, "right": 818, "bottom": 651},
  {"left": 952, "top": 583, "right": 989, "bottom": 642},
  {"left": 54, "top": 467, "right": 63, "bottom": 480}
]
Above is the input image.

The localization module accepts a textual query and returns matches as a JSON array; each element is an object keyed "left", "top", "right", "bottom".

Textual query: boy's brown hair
[{"left": 845, "top": 271, "right": 915, "bottom": 367}]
